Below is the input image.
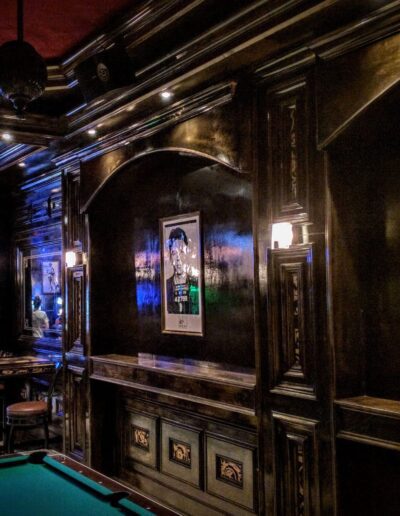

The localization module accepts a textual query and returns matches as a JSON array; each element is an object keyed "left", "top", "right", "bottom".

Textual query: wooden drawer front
[
  {"left": 206, "top": 435, "right": 256, "bottom": 511},
  {"left": 161, "top": 421, "right": 201, "bottom": 488}
]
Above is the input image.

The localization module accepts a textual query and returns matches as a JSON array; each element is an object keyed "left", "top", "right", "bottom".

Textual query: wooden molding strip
[{"left": 55, "top": 81, "right": 236, "bottom": 166}]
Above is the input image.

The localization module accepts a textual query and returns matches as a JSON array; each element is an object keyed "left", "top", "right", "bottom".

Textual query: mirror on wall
[{"left": 24, "top": 251, "right": 62, "bottom": 338}]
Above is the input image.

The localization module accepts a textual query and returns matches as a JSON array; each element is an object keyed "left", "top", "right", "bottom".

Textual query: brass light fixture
[{"left": 0, "top": 0, "right": 47, "bottom": 114}]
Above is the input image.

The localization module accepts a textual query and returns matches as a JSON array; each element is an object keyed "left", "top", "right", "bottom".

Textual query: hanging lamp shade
[{"left": 0, "top": 0, "right": 47, "bottom": 114}]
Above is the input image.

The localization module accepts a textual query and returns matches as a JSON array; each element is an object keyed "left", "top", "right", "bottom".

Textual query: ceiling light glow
[{"left": 160, "top": 90, "right": 173, "bottom": 100}]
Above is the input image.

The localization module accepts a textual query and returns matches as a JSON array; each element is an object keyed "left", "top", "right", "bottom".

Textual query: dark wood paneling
[
  {"left": 88, "top": 153, "right": 255, "bottom": 368},
  {"left": 336, "top": 397, "right": 400, "bottom": 451},
  {"left": 266, "top": 76, "right": 311, "bottom": 223},
  {"left": 91, "top": 354, "right": 255, "bottom": 414},
  {"left": 337, "top": 440, "right": 400, "bottom": 516},
  {"left": 270, "top": 245, "right": 316, "bottom": 399},
  {"left": 117, "top": 391, "right": 257, "bottom": 516},
  {"left": 272, "top": 412, "right": 320, "bottom": 516},
  {"left": 65, "top": 366, "right": 88, "bottom": 461},
  {"left": 65, "top": 265, "right": 85, "bottom": 354},
  {"left": 64, "top": 170, "right": 84, "bottom": 249},
  {"left": 317, "top": 31, "right": 400, "bottom": 149}
]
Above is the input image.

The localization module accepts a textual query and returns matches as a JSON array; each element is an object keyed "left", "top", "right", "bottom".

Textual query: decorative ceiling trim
[
  {"left": 0, "top": 143, "right": 41, "bottom": 172},
  {"left": 135, "top": 0, "right": 305, "bottom": 81},
  {"left": 54, "top": 81, "right": 236, "bottom": 166},
  {"left": 253, "top": 1, "right": 400, "bottom": 84},
  {"left": 310, "top": 0, "right": 400, "bottom": 60},
  {"left": 64, "top": 0, "right": 339, "bottom": 132},
  {"left": 62, "top": 0, "right": 205, "bottom": 73},
  {"left": 254, "top": 47, "right": 316, "bottom": 82}
]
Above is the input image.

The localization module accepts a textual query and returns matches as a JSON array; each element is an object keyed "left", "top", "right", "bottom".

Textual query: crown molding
[
  {"left": 310, "top": 0, "right": 400, "bottom": 60},
  {"left": 54, "top": 81, "right": 236, "bottom": 167},
  {"left": 0, "top": 144, "right": 42, "bottom": 172}
]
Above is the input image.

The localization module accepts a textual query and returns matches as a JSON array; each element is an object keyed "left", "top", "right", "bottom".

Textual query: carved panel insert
[
  {"left": 216, "top": 454, "right": 244, "bottom": 488},
  {"left": 169, "top": 438, "right": 192, "bottom": 468},
  {"left": 132, "top": 425, "right": 150, "bottom": 451}
]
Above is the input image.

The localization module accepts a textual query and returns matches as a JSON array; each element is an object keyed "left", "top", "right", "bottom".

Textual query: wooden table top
[{"left": 0, "top": 356, "right": 54, "bottom": 379}]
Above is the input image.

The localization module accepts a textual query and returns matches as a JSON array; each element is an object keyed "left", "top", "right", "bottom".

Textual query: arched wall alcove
[
  {"left": 323, "top": 64, "right": 400, "bottom": 400},
  {"left": 87, "top": 149, "right": 255, "bottom": 369}
]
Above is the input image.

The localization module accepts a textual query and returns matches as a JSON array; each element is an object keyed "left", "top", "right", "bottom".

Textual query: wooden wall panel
[
  {"left": 270, "top": 245, "right": 316, "bottom": 399},
  {"left": 66, "top": 265, "right": 85, "bottom": 354},
  {"left": 267, "top": 76, "right": 310, "bottom": 223},
  {"left": 161, "top": 420, "right": 202, "bottom": 488},
  {"left": 272, "top": 412, "right": 320, "bottom": 516},
  {"left": 65, "top": 366, "right": 88, "bottom": 461},
  {"left": 119, "top": 393, "right": 257, "bottom": 515}
]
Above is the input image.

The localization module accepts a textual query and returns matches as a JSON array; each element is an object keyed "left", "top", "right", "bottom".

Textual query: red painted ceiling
[{"left": 0, "top": 0, "right": 134, "bottom": 60}]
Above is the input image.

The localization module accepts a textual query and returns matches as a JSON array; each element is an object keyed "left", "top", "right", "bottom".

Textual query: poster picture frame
[
  {"left": 160, "top": 211, "right": 204, "bottom": 336},
  {"left": 42, "top": 260, "right": 61, "bottom": 294}
]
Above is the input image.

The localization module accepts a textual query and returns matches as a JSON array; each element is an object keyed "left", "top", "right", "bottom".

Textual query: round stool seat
[{"left": 6, "top": 401, "right": 47, "bottom": 417}]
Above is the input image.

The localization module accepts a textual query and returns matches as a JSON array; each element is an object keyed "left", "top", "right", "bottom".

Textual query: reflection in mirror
[{"left": 24, "top": 252, "right": 62, "bottom": 338}]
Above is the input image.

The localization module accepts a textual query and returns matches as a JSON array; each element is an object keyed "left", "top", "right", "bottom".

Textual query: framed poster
[
  {"left": 42, "top": 260, "right": 61, "bottom": 294},
  {"left": 160, "top": 212, "right": 203, "bottom": 335}
]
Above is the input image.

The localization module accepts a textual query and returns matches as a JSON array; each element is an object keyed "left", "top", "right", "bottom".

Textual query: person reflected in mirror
[
  {"left": 53, "top": 314, "right": 63, "bottom": 331},
  {"left": 32, "top": 295, "right": 49, "bottom": 338},
  {"left": 166, "top": 227, "right": 199, "bottom": 315}
]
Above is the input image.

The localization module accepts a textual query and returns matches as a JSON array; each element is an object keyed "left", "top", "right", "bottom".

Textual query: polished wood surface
[
  {"left": 3, "top": 1, "right": 400, "bottom": 515},
  {"left": 89, "top": 153, "right": 254, "bottom": 368},
  {"left": 91, "top": 354, "right": 256, "bottom": 414},
  {"left": 0, "top": 356, "right": 54, "bottom": 379}
]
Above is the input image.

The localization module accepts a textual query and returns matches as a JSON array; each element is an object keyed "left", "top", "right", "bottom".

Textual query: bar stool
[{"left": 5, "top": 363, "right": 62, "bottom": 453}]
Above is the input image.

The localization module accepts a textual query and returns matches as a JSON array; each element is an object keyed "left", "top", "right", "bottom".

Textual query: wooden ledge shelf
[
  {"left": 335, "top": 396, "right": 400, "bottom": 451},
  {"left": 90, "top": 354, "right": 256, "bottom": 416}
]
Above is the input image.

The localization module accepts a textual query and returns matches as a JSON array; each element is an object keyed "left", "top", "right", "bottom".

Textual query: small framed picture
[
  {"left": 160, "top": 212, "right": 203, "bottom": 336},
  {"left": 42, "top": 260, "right": 61, "bottom": 294}
]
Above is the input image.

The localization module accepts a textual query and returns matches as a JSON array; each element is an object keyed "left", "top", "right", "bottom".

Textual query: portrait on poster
[
  {"left": 42, "top": 260, "right": 61, "bottom": 294},
  {"left": 160, "top": 212, "right": 203, "bottom": 335}
]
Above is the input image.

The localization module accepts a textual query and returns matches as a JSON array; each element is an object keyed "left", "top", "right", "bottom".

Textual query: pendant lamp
[{"left": 0, "top": 0, "right": 47, "bottom": 114}]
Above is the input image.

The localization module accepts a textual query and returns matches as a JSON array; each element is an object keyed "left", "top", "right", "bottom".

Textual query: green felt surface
[
  {"left": 43, "top": 456, "right": 112, "bottom": 497},
  {"left": 0, "top": 456, "right": 154, "bottom": 515}
]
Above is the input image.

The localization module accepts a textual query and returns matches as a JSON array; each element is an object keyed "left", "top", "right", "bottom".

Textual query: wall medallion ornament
[
  {"left": 96, "top": 63, "right": 110, "bottom": 83},
  {"left": 169, "top": 439, "right": 192, "bottom": 467},
  {"left": 132, "top": 425, "right": 150, "bottom": 451},
  {"left": 216, "top": 455, "right": 243, "bottom": 488}
]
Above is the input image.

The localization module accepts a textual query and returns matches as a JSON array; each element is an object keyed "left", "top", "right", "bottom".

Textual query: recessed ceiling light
[
  {"left": 18, "top": 162, "right": 26, "bottom": 168},
  {"left": 2, "top": 132, "right": 12, "bottom": 141},
  {"left": 87, "top": 128, "right": 97, "bottom": 136},
  {"left": 160, "top": 90, "right": 173, "bottom": 100}
]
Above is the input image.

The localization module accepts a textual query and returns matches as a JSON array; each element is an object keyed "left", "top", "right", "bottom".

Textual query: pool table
[{"left": 0, "top": 450, "right": 178, "bottom": 515}]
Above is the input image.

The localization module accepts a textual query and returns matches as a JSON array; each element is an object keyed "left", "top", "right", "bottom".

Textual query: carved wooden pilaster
[
  {"left": 266, "top": 75, "right": 312, "bottom": 223},
  {"left": 270, "top": 245, "right": 316, "bottom": 399},
  {"left": 272, "top": 412, "right": 319, "bottom": 516}
]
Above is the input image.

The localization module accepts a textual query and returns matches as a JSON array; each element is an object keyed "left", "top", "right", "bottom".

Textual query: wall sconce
[
  {"left": 271, "top": 222, "right": 293, "bottom": 249},
  {"left": 65, "top": 251, "right": 77, "bottom": 268}
]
